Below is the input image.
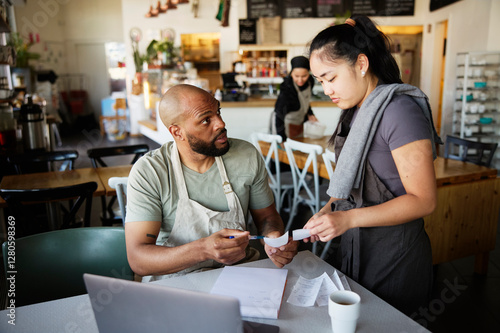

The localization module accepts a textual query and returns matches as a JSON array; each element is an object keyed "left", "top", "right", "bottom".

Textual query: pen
[{"left": 228, "top": 235, "right": 265, "bottom": 240}]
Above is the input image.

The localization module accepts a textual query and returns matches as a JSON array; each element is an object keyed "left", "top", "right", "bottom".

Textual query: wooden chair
[
  {"left": 7, "top": 149, "right": 79, "bottom": 174},
  {"left": 0, "top": 181, "right": 97, "bottom": 237},
  {"left": 87, "top": 144, "right": 149, "bottom": 168},
  {"left": 2, "top": 227, "right": 134, "bottom": 306},
  {"left": 87, "top": 144, "right": 148, "bottom": 225},
  {"left": 250, "top": 132, "right": 294, "bottom": 213},
  {"left": 444, "top": 135, "right": 498, "bottom": 167}
]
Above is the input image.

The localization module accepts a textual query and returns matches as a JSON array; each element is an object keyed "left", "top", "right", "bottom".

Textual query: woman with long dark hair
[{"left": 303, "top": 15, "right": 442, "bottom": 315}]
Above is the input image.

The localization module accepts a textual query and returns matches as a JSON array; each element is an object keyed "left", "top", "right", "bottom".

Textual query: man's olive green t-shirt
[{"left": 126, "top": 138, "right": 274, "bottom": 245}]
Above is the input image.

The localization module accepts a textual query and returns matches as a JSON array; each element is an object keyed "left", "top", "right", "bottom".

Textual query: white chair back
[
  {"left": 319, "top": 148, "right": 337, "bottom": 260},
  {"left": 108, "top": 177, "right": 128, "bottom": 225},
  {"left": 284, "top": 139, "right": 325, "bottom": 231},
  {"left": 322, "top": 148, "right": 336, "bottom": 179},
  {"left": 251, "top": 132, "right": 293, "bottom": 212}
]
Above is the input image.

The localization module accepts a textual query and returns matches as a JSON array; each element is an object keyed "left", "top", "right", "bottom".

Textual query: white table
[{"left": 0, "top": 251, "right": 429, "bottom": 332}]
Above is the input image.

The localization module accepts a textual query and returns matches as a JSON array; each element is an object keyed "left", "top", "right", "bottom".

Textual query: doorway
[{"left": 434, "top": 20, "right": 448, "bottom": 138}]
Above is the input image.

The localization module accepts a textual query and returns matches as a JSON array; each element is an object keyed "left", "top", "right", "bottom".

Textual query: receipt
[
  {"left": 263, "top": 233, "right": 289, "bottom": 248},
  {"left": 263, "top": 229, "right": 311, "bottom": 248},
  {"left": 315, "top": 272, "right": 339, "bottom": 306},
  {"left": 292, "top": 229, "right": 311, "bottom": 241},
  {"left": 287, "top": 275, "right": 323, "bottom": 307},
  {"left": 287, "top": 270, "right": 350, "bottom": 307}
]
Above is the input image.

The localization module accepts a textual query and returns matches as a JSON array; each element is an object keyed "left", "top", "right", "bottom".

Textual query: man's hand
[
  {"left": 203, "top": 229, "right": 250, "bottom": 265},
  {"left": 264, "top": 231, "right": 298, "bottom": 268}
]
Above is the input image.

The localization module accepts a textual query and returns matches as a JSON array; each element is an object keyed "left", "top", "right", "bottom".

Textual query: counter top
[{"left": 220, "top": 97, "right": 335, "bottom": 108}]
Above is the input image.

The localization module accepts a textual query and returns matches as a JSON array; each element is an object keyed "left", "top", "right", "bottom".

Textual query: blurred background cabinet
[{"left": 453, "top": 51, "right": 500, "bottom": 169}]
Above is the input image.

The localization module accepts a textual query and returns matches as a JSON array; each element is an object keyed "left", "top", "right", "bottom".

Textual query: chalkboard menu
[
  {"left": 429, "top": 0, "right": 461, "bottom": 12},
  {"left": 247, "top": 0, "right": 280, "bottom": 19},
  {"left": 281, "top": 0, "right": 315, "bottom": 18},
  {"left": 247, "top": 0, "right": 416, "bottom": 19},
  {"left": 317, "top": 0, "right": 345, "bottom": 18},
  {"left": 239, "top": 19, "right": 257, "bottom": 44},
  {"left": 351, "top": 0, "right": 414, "bottom": 16}
]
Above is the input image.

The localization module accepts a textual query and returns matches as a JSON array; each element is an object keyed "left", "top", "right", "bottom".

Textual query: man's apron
[
  {"left": 146, "top": 143, "right": 257, "bottom": 282},
  {"left": 283, "top": 82, "right": 311, "bottom": 139},
  {"left": 330, "top": 110, "right": 433, "bottom": 315}
]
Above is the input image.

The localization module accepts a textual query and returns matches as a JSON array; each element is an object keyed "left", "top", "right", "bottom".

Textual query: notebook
[
  {"left": 83, "top": 273, "right": 279, "bottom": 333},
  {"left": 211, "top": 266, "right": 288, "bottom": 320}
]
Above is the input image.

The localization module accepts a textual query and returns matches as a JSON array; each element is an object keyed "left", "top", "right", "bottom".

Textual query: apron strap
[
  {"left": 171, "top": 143, "right": 189, "bottom": 198},
  {"left": 215, "top": 156, "right": 235, "bottom": 195}
]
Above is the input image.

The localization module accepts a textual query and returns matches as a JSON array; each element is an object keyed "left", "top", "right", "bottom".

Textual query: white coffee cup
[{"left": 328, "top": 290, "right": 361, "bottom": 333}]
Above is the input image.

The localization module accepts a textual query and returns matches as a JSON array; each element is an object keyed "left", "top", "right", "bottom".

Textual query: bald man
[{"left": 125, "top": 84, "right": 298, "bottom": 281}]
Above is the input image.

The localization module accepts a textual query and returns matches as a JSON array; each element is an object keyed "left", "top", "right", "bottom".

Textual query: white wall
[{"left": 13, "top": 0, "right": 124, "bottom": 119}]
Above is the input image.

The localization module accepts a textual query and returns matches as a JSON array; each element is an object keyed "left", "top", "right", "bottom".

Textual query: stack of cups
[{"left": 328, "top": 290, "right": 361, "bottom": 333}]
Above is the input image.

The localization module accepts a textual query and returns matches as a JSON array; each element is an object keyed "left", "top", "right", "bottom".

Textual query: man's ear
[{"left": 168, "top": 125, "right": 184, "bottom": 141}]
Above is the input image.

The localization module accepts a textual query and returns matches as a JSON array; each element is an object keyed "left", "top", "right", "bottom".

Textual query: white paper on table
[
  {"left": 292, "top": 229, "right": 311, "bottom": 241},
  {"left": 286, "top": 275, "right": 323, "bottom": 307},
  {"left": 339, "top": 274, "right": 351, "bottom": 291},
  {"left": 263, "top": 233, "right": 289, "bottom": 248},
  {"left": 211, "top": 266, "right": 288, "bottom": 319},
  {"left": 315, "top": 272, "right": 339, "bottom": 306},
  {"left": 331, "top": 270, "right": 344, "bottom": 291}
]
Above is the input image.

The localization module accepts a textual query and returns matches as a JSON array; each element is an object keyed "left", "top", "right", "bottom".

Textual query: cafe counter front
[{"left": 138, "top": 97, "right": 339, "bottom": 145}]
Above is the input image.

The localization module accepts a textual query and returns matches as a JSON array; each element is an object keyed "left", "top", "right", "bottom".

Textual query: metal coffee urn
[{"left": 19, "top": 95, "right": 46, "bottom": 150}]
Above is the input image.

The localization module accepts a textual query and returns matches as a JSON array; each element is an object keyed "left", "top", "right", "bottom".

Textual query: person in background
[
  {"left": 272, "top": 55, "right": 318, "bottom": 140},
  {"left": 303, "top": 15, "right": 442, "bottom": 315},
  {"left": 125, "top": 84, "right": 297, "bottom": 281}
]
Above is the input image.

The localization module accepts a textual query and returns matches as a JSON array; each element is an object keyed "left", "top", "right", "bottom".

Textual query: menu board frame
[
  {"left": 247, "top": 0, "right": 280, "bottom": 19},
  {"left": 239, "top": 19, "right": 257, "bottom": 45},
  {"left": 246, "top": 0, "right": 416, "bottom": 19}
]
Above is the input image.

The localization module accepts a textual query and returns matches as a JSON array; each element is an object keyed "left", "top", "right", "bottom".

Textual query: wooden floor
[{"left": 2, "top": 128, "right": 499, "bottom": 332}]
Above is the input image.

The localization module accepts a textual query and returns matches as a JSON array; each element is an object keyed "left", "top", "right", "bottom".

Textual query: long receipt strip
[
  {"left": 263, "top": 229, "right": 312, "bottom": 247},
  {"left": 287, "top": 271, "right": 351, "bottom": 307},
  {"left": 262, "top": 229, "right": 352, "bottom": 307}
]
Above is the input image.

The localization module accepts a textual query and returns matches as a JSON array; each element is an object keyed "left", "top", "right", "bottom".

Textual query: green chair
[{"left": 2, "top": 227, "right": 134, "bottom": 307}]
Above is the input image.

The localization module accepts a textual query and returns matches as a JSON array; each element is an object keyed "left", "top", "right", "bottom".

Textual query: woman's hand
[{"left": 304, "top": 210, "right": 353, "bottom": 243}]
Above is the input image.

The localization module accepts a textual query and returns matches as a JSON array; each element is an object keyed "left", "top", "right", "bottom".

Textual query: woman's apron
[
  {"left": 283, "top": 82, "right": 311, "bottom": 139},
  {"left": 330, "top": 110, "right": 433, "bottom": 315},
  {"left": 146, "top": 143, "right": 257, "bottom": 282}
]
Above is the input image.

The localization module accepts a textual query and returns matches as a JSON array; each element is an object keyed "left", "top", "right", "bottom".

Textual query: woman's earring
[{"left": 361, "top": 71, "right": 366, "bottom": 77}]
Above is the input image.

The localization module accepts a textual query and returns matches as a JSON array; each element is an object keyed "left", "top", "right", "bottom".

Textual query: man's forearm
[
  {"left": 252, "top": 206, "right": 285, "bottom": 236},
  {"left": 127, "top": 240, "right": 208, "bottom": 277}
]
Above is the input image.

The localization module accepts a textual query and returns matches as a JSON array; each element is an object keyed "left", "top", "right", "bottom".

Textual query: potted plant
[
  {"left": 146, "top": 39, "right": 176, "bottom": 68},
  {"left": 9, "top": 32, "right": 41, "bottom": 68}
]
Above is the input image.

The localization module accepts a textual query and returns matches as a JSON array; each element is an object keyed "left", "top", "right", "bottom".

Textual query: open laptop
[{"left": 83, "top": 273, "right": 279, "bottom": 333}]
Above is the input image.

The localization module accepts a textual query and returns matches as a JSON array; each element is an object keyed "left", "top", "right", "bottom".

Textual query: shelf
[
  {"left": 244, "top": 76, "right": 284, "bottom": 84},
  {"left": 453, "top": 51, "right": 500, "bottom": 170},
  {"left": 457, "top": 63, "right": 500, "bottom": 67}
]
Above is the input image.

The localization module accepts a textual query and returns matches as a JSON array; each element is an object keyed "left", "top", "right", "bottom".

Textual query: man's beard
[{"left": 186, "top": 129, "right": 230, "bottom": 157}]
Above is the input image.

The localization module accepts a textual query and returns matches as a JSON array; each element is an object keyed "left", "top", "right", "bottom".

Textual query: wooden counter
[{"left": 220, "top": 97, "right": 334, "bottom": 108}]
